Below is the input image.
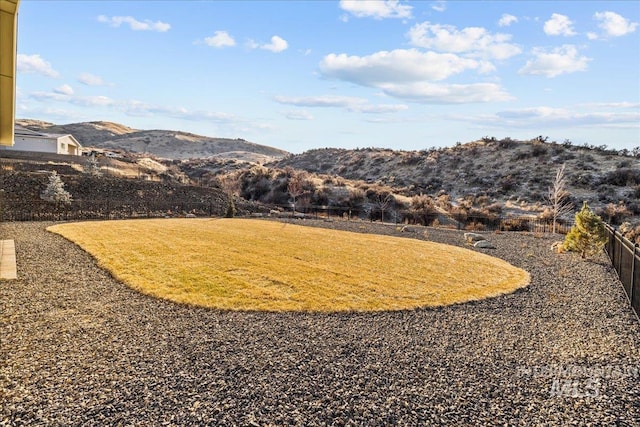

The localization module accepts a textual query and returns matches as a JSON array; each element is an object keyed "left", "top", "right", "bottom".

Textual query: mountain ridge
[{"left": 16, "top": 119, "right": 289, "bottom": 162}]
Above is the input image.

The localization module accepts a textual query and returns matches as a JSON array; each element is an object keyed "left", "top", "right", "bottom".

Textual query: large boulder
[{"left": 474, "top": 240, "right": 496, "bottom": 249}]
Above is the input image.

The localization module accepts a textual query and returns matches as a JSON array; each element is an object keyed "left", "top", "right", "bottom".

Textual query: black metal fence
[
  {"left": 604, "top": 224, "right": 639, "bottom": 320},
  {"left": 272, "top": 203, "right": 573, "bottom": 233},
  {"left": 454, "top": 215, "right": 573, "bottom": 233}
]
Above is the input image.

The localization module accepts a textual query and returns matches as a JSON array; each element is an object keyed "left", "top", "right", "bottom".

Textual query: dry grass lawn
[{"left": 48, "top": 218, "right": 529, "bottom": 312}]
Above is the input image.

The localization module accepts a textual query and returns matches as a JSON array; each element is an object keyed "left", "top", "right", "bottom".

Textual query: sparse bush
[
  {"left": 405, "top": 195, "right": 438, "bottom": 226},
  {"left": 531, "top": 144, "right": 548, "bottom": 157},
  {"left": 436, "top": 193, "right": 452, "bottom": 211},
  {"left": 501, "top": 218, "right": 531, "bottom": 232},
  {"left": 570, "top": 173, "right": 592, "bottom": 188},
  {"left": 464, "top": 221, "right": 486, "bottom": 231},
  {"left": 498, "top": 175, "right": 516, "bottom": 194},
  {"left": 619, "top": 222, "right": 640, "bottom": 245},
  {"left": 483, "top": 203, "right": 503, "bottom": 215},
  {"left": 596, "top": 202, "right": 631, "bottom": 225},
  {"left": 600, "top": 168, "right": 640, "bottom": 187},
  {"left": 597, "top": 185, "right": 617, "bottom": 203},
  {"left": 498, "top": 138, "right": 516, "bottom": 149}
]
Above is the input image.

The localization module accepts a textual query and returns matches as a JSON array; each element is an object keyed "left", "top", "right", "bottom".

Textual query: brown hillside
[
  {"left": 16, "top": 119, "right": 289, "bottom": 161},
  {"left": 270, "top": 138, "right": 640, "bottom": 212}
]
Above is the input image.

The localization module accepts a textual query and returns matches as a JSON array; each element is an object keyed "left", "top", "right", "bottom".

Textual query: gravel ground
[{"left": 1, "top": 219, "right": 639, "bottom": 426}]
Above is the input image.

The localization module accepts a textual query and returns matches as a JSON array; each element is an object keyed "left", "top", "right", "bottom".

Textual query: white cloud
[
  {"left": 97, "top": 15, "right": 170, "bottom": 32},
  {"left": 498, "top": 14, "right": 518, "bottom": 27},
  {"left": 247, "top": 35, "right": 288, "bottom": 53},
  {"left": 274, "top": 95, "right": 408, "bottom": 113},
  {"left": 594, "top": 11, "right": 638, "bottom": 37},
  {"left": 120, "top": 101, "right": 276, "bottom": 134},
  {"left": 275, "top": 95, "right": 364, "bottom": 108},
  {"left": 496, "top": 107, "right": 640, "bottom": 127},
  {"left": 245, "top": 39, "right": 260, "bottom": 50},
  {"left": 29, "top": 91, "right": 69, "bottom": 102},
  {"left": 543, "top": 13, "right": 576, "bottom": 36},
  {"left": 406, "top": 22, "right": 521, "bottom": 60},
  {"left": 450, "top": 105, "right": 640, "bottom": 130},
  {"left": 204, "top": 31, "right": 236, "bottom": 48},
  {"left": 74, "top": 95, "right": 114, "bottom": 107},
  {"left": 339, "top": 0, "right": 412, "bottom": 20},
  {"left": 586, "top": 32, "right": 599, "bottom": 40},
  {"left": 16, "top": 105, "right": 86, "bottom": 122},
  {"left": 22, "top": 88, "right": 272, "bottom": 135},
  {"left": 17, "top": 54, "right": 60, "bottom": 78},
  {"left": 432, "top": 1, "right": 446, "bottom": 12},
  {"left": 351, "top": 103, "right": 409, "bottom": 113},
  {"left": 78, "top": 72, "right": 110, "bottom": 86},
  {"left": 320, "top": 49, "right": 480, "bottom": 84},
  {"left": 376, "top": 82, "right": 513, "bottom": 103},
  {"left": 319, "top": 48, "right": 515, "bottom": 103},
  {"left": 262, "top": 35, "right": 288, "bottom": 53},
  {"left": 29, "top": 90, "right": 114, "bottom": 107},
  {"left": 519, "top": 45, "right": 590, "bottom": 78},
  {"left": 579, "top": 101, "right": 640, "bottom": 109},
  {"left": 54, "top": 84, "right": 74, "bottom": 96},
  {"left": 284, "top": 110, "right": 314, "bottom": 120}
]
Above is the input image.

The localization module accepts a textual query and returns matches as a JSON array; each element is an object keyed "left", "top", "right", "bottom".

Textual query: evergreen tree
[
  {"left": 85, "top": 154, "right": 102, "bottom": 176},
  {"left": 563, "top": 202, "right": 607, "bottom": 259},
  {"left": 40, "top": 171, "right": 73, "bottom": 204}
]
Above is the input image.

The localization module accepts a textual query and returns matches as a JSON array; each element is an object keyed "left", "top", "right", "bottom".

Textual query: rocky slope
[
  {"left": 16, "top": 119, "right": 289, "bottom": 162},
  {"left": 271, "top": 139, "right": 640, "bottom": 211}
]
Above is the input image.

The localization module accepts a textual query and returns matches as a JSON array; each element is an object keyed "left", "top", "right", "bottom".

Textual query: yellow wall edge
[{"left": 0, "top": 0, "right": 20, "bottom": 146}]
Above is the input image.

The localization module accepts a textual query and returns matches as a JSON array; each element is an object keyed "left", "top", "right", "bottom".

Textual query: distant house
[{"left": 0, "top": 125, "right": 83, "bottom": 156}]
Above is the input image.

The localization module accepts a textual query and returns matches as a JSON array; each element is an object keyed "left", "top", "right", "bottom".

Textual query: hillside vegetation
[
  {"left": 16, "top": 119, "right": 289, "bottom": 162},
  {"left": 7, "top": 121, "right": 640, "bottom": 236},
  {"left": 272, "top": 138, "right": 640, "bottom": 205}
]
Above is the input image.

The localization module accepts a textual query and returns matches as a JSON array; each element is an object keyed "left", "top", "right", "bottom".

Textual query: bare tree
[
  {"left": 547, "top": 163, "right": 573, "bottom": 233},
  {"left": 287, "top": 171, "right": 308, "bottom": 213},
  {"left": 375, "top": 193, "right": 393, "bottom": 223},
  {"left": 218, "top": 173, "right": 241, "bottom": 218},
  {"left": 218, "top": 173, "right": 241, "bottom": 197}
]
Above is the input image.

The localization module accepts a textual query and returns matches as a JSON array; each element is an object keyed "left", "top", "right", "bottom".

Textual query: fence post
[
  {"left": 617, "top": 231, "right": 623, "bottom": 274},
  {"left": 632, "top": 243, "right": 637, "bottom": 313},
  {"left": 609, "top": 225, "right": 615, "bottom": 265}
]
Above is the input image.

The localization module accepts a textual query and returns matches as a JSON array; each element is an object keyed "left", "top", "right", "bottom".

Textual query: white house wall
[
  {"left": 0, "top": 134, "right": 83, "bottom": 155},
  {"left": 57, "top": 135, "right": 80, "bottom": 155},
  {"left": 7, "top": 136, "right": 58, "bottom": 154}
]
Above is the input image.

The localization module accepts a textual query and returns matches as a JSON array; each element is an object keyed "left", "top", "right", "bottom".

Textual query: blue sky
[{"left": 15, "top": 0, "right": 640, "bottom": 153}]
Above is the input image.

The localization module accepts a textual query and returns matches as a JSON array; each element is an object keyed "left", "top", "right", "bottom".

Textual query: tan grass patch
[{"left": 48, "top": 219, "right": 529, "bottom": 312}]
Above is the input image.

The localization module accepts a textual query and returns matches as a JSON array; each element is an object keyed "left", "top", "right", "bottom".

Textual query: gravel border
[{"left": 1, "top": 219, "right": 639, "bottom": 426}]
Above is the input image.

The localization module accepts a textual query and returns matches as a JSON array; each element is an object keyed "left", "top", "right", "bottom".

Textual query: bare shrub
[
  {"left": 465, "top": 222, "right": 486, "bottom": 231},
  {"left": 547, "top": 163, "right": 573, "bottom": 233}
]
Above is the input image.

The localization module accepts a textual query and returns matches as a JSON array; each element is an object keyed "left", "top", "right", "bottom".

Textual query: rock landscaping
[{"left": 1, "top": 219, "right": 639, "bottom": 426}]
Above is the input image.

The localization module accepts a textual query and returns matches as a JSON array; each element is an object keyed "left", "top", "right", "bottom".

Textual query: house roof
[
  {"left": 14, "top": 125, "right": 46, "bottom": 137},
  {"left": 14, "top": 125, "right": 83, "bottom": 148}
]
